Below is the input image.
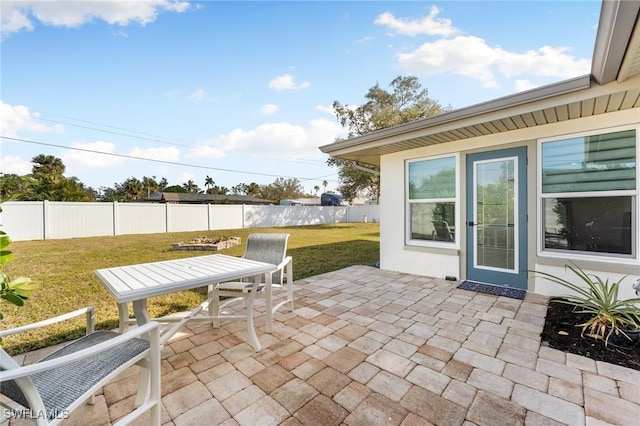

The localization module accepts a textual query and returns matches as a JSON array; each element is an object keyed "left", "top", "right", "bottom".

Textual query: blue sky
[{"left": 1, "top": 1, "right": 600, "bottom": 195}]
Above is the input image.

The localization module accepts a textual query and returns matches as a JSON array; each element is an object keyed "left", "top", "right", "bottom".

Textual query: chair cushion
[{"left": 1, "top": 330, "right": 149, "bottom": 420}]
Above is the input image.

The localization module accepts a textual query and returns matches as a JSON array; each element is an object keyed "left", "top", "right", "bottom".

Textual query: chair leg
[
  {"left": 134, "top": 367, "right": 151, "bottom": 408},
  {"left": 265, "top": 274, "right": 273, "bottom": 333},
  {"left": 245, "top": 283, "right": 262, "bottom": 352}
]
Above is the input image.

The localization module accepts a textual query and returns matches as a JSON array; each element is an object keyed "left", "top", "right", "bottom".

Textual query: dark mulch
[{"left": 541, "top": 298, "right": 640, "bottom": 371}]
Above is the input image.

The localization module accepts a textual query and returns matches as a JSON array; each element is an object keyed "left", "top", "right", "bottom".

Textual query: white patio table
[{"left": 95, "top": 254, "right": 276, "bottom": 351}]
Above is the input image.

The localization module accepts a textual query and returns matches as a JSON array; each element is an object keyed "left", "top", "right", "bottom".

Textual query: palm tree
[
  {"left": 314, "top": 185, "right": 320, "bottom": 195},
  {"left": 142, "top": 176, "right": 159, "bottom": 198},
  {"left": 322, "top": 180, "right": 328, "bottom": 193},
  {"left": 123, "top": 177, "right": 144, "bottom": 200},
  {"left": 205, "top": 175, "right": 215, "bottom": 191},
  {"left": 31, "top": 154, "right": 65, "bottom": 176},
  {"left": 247, "top": 182, "right": 260, "bottom": 196},
  {"left": 182, "top": 180, "right": 200, "bottom": 193}
]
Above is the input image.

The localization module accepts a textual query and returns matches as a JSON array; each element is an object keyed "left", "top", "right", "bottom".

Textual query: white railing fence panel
[
  {"left": 209, "top": 205, "right": 244, "bottom": 231},
  {"left": 117, "top": 203, "right": 167, "bottom": 235},
  {"left": 48, "top": 202, "right": 114, "bottom": 239},
  {"left": 0, "top": 201, "right": 379, "bottom": 241},
  {"left": 0, "top": 201, "right": 45, "bottom": 241},
  {"left": 167, "top": 204, "right": 209, "bottom": 233}
]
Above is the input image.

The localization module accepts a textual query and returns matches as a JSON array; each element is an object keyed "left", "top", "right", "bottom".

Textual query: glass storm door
[{"left": 466, "top": 147, "right": 527, "bottom": 289}]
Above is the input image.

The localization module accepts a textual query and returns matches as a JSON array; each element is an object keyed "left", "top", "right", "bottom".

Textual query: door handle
[{"left": 467, "top": 221, "right": 475, "bottom": 227}]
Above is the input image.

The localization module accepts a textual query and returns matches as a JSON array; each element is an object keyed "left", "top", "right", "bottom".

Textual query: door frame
[{"left": 465, "top": 147, "right": 528, "bottom": 289}]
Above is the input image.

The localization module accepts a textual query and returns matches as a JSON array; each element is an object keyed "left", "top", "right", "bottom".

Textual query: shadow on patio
[{"left": 9, "top": 266, "right": 640, "bottom": 425}]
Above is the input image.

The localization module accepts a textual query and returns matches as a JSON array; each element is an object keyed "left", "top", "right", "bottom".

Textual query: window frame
[
  {"left": 405, "top": 153, "right": 460, "bottom": 248},
  {"left": 537, "top": 125, "right": 639, "bottom": 263}
]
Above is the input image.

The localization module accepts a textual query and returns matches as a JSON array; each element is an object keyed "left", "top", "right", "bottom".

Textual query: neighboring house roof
[
  {"left": 145, "top": 192, "right": 274, "bottom": 205},
  {"left": 319, "top": 0, "right": 640, "bottom": 167}
]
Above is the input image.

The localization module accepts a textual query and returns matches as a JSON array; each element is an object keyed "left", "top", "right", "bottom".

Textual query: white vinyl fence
[{"left": 0, "top": 201, "right": 380, "bottom": 241}]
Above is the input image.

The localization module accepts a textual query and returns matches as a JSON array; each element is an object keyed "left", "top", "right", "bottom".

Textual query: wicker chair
[
  {"left": 208, "top": 233, "right": 293, "bottom": 350},
  {"left": 0, "top": 307, "right": 161, "bottom": 425}
]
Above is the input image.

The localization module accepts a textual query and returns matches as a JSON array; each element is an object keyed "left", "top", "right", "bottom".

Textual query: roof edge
[
  {"left": 320, "top": 74, "right": 591, "bottom": 154},
  {"left": 591, "top": 0, "right": 640, "bottom": 84}
]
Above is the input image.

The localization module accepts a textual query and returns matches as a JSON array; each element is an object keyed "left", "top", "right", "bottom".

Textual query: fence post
[
  {"left": 112, "top": 201, "right": 119, "bottom": 236},
  {"left": 165, "top": 203, "right": 170, "bottom": 234},
  {"left": 43, "top": 200, "right": 50, "bottom": 240}
]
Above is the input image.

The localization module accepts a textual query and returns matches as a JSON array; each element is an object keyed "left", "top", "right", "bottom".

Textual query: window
[
  {"left": 407, "top": 156, "right": 457, "bottom": 245},
  {"left": 540, "top": 128, "right": 637, "bottom": 258}
]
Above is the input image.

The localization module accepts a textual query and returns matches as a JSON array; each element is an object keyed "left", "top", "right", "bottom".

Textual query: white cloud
[
  {"left": 260, "top": 104, "right": 279, "bottom": 115},
  {"left": 397, "top": 36, "right": 590, "bottom": 89},
  {"left": 514, "top": 79, "right": 537, "bottom": 92},
  {"left": 268, "top": 74, "right": 310, "bottom": 91},
  {"left": 188, "top": 143, "right": 226, "bottom": 159},
  {"left": 129, "top": 146, "right": 180, "bottom": 162},
  {"left": 165, "top": 89, "right": 184, "bottom": 97},
  {"left": 355, "top": 36, "right": 373, "bottom": 44},
  {"left": 0, "top": 155, "right": 32, "bottom": 175},
  {"left": 62, "top": 141, "right": 124, "bottom": 171},
  {"left": 315, "top": 105, "right": 334, "bottom": 115},
  {"left": 188, "top": 119, "right": 343, "bottom": 160},
  {"left": 1, "top": 0, "right": 191, "bottom": 38},
  {"left": 374, "top": 6, "right": 460, "bottom": 37},
  {"left": 188, "top": 88, "right": 205, "bottom": 101},
  {"left": 0, "top": 100, "right": 63, "bottom": 137},
  {"left": 63, "top": 143, "right": 180, "bottom": 175}
]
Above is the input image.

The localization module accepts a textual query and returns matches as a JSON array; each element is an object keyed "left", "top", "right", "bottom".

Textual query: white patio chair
[
  {"left": 208, "top": 233, "right": 293, "bottom": 339},
  {"left": 0, "top": 307, "right": 161, "bottom": 426}
]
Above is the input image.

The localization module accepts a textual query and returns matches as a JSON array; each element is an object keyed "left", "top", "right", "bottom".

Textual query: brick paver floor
[{"left": 9, "top": 266, "right": 640, "bottom": 425}]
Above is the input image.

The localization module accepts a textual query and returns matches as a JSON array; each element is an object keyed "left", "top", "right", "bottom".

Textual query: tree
[
  {"left": 122, "top": 177, "right": 144, "bottom": 201},
  {"left": 259, "top": 178, "right": 305, "bottom": 203},
  {"left": 322, "top": 180, "right": 328, "bottom": 193},
  {"left": 31, "top": 154, "right": 65, "bottom": 176},
  {"left": 313, "top": 185, "right": 320, "bottom": 195},
  {"left": 163, "top": 185, "right": 186, "bottom": 193},
  {"left": 142, "top": 176, "right": 161, "bottom": 198},
  {"left": 0, "top": 174, "right": 29, "bottom": 199},
  {"left": 329, "top": 75, "right": 450, "bottom": 202},
  {"left": 204, "top": 175, "right": 215, "bottom": 191},
  {"left": 182, "top": 180, "right": 201, "bottom": 194},
  {"left": 230, "top": 182, "right": 261, "bottom": 196},
  {"left": 12, "top": 155, "right": 96, "bottom": 201}
]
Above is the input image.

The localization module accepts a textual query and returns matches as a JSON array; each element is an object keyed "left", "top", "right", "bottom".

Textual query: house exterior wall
[{"left": 379, "top": 108, "right": 640, "bottom": 300}]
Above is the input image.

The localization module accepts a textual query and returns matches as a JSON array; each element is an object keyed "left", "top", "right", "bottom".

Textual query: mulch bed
[{"left": 541, "top": 299, "right": 640, "bottom": 371}]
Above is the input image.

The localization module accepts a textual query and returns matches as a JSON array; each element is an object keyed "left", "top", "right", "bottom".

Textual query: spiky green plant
[{"left": 534, "top": 263, "right": 640, "bottom": 346}]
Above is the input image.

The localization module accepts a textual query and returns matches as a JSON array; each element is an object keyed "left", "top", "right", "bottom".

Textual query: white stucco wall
[{"left": 378, "top": 108, "right": 640, "bottom": 298}]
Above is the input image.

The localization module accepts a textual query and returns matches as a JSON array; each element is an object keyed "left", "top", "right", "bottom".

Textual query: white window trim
[
  {"left": 405, "top": 153, "right": 460, "bottom": 249},
  {"left": 536, "top": 124, "right": 639, "bottom": 264}
]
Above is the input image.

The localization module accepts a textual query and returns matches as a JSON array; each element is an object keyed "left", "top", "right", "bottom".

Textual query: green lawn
[{"left": 2, "top": 223, "right": 380, "bottom": 354}]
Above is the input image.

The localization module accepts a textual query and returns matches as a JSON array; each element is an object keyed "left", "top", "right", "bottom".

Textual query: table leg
[
  {"left": 246, "top": 274, "right": 262, "bottom": 352},
  {"left": 118, "top": 303, "right": 129, "bottom": 333},
  {"left": 132, "top": 299, "right": 152, "bottom": 326}
]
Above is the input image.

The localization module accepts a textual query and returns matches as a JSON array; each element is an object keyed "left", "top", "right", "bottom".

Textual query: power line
[
  {"left": 36, "top": 117, "right": 195, "bottom": 148},
  {"left": 1, "top": 135, "right": 339, "bottom": 183},
  {"left": 34, "top": 112, "right": 328, "bottom": 166},
  {"left": 37, "top": 111, "right": 191, "bottom": 144}
]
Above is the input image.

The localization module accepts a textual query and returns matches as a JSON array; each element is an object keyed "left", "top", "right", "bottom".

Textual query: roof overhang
[{"left": 320, "top": 0, "right": 640, "bottom": 168}]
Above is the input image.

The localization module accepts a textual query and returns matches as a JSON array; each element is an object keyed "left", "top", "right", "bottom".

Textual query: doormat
[{"left": 457, "top": 280, "right": 526, "bottom": 300}]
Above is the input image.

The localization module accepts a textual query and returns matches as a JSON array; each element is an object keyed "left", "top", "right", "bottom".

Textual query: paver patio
[{"left": 9, "top": 265, "right": 640, "bottom": 425}]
